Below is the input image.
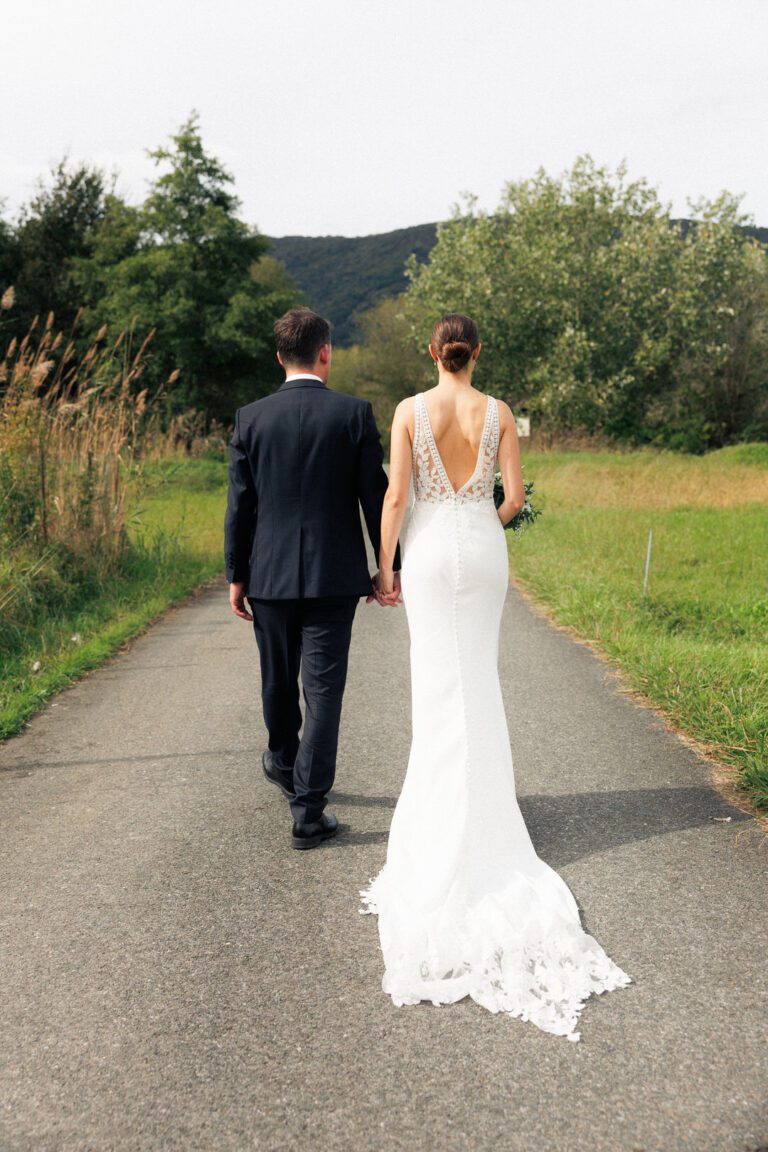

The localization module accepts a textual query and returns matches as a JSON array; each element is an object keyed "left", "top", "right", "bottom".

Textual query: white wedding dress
[{"left": 361, "top": 392, "right": 632, "bottom": 1041}]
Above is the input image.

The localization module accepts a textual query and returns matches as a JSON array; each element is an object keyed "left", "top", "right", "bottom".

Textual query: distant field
[{"left": 509, "top": 444, "right": 768, "bottom": 810}]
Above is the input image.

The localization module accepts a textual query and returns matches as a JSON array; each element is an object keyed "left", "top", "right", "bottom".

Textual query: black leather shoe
[
  {"left": 291, "top": 811, "right": 338, "bottom": 851},
  {"left": 262, "top": 749, "right": 295, "bottom": 799}
]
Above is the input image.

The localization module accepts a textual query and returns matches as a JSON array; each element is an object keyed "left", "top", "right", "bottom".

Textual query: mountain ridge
[
  {"left": 268, "top": 220, "right": 767, "bottom": 348},
  {"left": 267, "top": 223, "right": 436, "bottom": 345}
]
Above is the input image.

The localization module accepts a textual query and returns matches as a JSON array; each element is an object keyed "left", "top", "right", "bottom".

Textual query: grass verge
[
  {"left": 0, "top": 456, "right": 229, "bottom": 741},
  {"left": 510, "top": 444, "right": 768, "bottom": 811}
]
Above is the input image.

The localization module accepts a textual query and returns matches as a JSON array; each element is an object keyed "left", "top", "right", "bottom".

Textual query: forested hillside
[
  {"left": 269, "top": 220, "right": 767, "bottom": 347},
  {"left": 267, "top": 223, "right": 437, "bottom": 344}
]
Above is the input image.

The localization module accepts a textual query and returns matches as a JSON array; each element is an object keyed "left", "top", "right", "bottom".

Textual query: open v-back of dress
[{"left": 360, "top": 391, "right": 632, "bottom": 1041}]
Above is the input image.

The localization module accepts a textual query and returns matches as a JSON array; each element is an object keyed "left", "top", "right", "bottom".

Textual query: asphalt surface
[{"left": 1, "top": 573, "right": 766, "bottom": 1152}]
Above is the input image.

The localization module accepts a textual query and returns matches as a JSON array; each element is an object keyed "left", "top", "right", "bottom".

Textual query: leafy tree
[
  {"left": 0, "top": 205, "right": 17, "bottom": 295},
  {"left": 404, "top": 156, "right": 768, "bottom": 448},
  {"left": 85, "top": 113, "right": 301, "bottom": 421},
  {"left": 659, "top": 195, "right": 768, "bottom": 449},
  {"left": 331, "top": 294, "right": 431, "bottom": 447},
  {"left": 73, "top": 193, "right": 144, "bottom": 306},
  {"left": 6, "top": 160, "right": 110, "bottom": 335}
]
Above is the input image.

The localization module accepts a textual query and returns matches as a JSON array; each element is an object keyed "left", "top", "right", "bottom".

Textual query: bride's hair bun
[
  {"left": 431, "top": 313, "right": 480, "bottom": 373},
  {"left": 441, "top": 340, "right": 473, "bottom": 370}
]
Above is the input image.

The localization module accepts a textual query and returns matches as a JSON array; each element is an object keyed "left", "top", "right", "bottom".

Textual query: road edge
[{"left": 507, "top": 572, "right": 768, "bottom": 835}]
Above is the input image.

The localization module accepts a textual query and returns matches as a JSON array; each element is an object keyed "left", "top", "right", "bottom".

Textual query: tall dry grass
[
  {"left": 140, "top": 407, "right": 229, "bottom": 460},
  {"left": 0, "top": 295, "right": 235, "bottom": 733},
  {"left": 0, "top": 296, "right": 231, "bottom": 637},
  {"left": 0, "top": 311, "right": 154, "bottom": 565}
]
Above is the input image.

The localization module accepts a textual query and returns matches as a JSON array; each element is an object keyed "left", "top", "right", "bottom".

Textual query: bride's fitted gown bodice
[{"left": 361, "top": 392, "right": 631, "bottom": 1041}]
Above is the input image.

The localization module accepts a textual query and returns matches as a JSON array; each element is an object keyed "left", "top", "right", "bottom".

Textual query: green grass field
[
  {"left": 4, "top": 444, "right": 766, "bottom": 814},
  {"left": 510, "top": 444, "right": 768, "bottom": 810},
  {"left": 0, "top": 456, "right": 229, "bottom": 741}
]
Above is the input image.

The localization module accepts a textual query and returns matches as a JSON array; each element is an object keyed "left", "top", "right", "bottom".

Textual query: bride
[{"left": 361, "top": 313, "right": 632, "bottom": 1042}]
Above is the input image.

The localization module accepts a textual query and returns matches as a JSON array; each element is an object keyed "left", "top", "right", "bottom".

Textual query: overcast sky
[{"left": 2, "top": 0, "right": 766, "bottom": 237}]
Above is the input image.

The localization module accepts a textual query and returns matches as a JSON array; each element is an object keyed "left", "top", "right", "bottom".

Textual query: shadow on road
[
  {"left": 329, "top": 787, "right": 750, "bottom": 861},
  {"left": 328, "top": 785, "right": 755, "bottom": 863},
  {"left": 0, "top": 748, "right": 257, "bottom": 776},
  {"left": 333, "top": 826, "right": 390, "bottom": 846},
  {"left": 330, "top": 790, "right": 397, "bottom": 809},
  {"left": 2, "top": 743, "right": 755, "bottom": 869},
  {"left": 519, "top": 786, "right": 755, "bottom": 867}
]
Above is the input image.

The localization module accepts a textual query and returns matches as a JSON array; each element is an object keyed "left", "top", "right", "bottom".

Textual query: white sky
[{"left": 2, "top": 0, "right": 767, "bottom": 237}]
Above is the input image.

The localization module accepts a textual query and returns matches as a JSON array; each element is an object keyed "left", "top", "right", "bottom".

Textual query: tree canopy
[
  {"left": 404, "top": 157, "right": 768, "bottom": 450},
  {"left": 1, "top": 114, "right": 302, "bottom": 423}
]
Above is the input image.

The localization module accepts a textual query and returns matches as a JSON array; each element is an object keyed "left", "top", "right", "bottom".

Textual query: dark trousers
[{"left": 248, "top": 595, "right": 358, "bottom": 823}]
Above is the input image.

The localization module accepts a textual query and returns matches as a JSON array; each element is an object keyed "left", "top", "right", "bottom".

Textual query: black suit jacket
[{"left": 224, "top": 378, "right": 400, "bottom": 599}]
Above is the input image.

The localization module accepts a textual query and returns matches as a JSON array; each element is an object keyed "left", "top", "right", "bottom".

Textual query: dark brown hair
[
  {"left": 274, "top": 308, "right": 332, "bottom": 366},
  {"left": 431, "top": 313, "right": 479, "bottom": 373}
]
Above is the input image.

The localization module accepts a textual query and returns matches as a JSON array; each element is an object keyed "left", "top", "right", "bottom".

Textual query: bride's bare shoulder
[
  {"left": 488, "top": 394, "right": 514, "bottom": 421},
  {"left": 391, "top": 395, "right": 416, "bottom": 439},
  {"left": 394, "top": 395, "right": 416, "bottom": 422}
]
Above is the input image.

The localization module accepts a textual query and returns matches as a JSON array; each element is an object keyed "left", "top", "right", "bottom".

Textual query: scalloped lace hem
[{"left": 360, "top": 870, "right": 632, "bottom": 1042}]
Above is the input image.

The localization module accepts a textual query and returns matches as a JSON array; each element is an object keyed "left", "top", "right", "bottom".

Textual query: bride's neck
[{"left": 436, "top": 370, "right": 474, "bottom": 390}]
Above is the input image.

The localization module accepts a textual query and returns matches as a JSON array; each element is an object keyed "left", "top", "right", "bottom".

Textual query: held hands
[
  {"left": 229, "top": 580, "right": 253, "bottom": 621},
  {"left": 233, "top": 574, "right": 399, "bottom": 614},
  {"left": 367, "top": 569, "right": 402, "bottom": 607}
]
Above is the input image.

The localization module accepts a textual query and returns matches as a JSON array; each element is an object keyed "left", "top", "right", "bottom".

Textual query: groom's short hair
[{"left": 274, "top": 308, "right": 332, "bottom": 366}]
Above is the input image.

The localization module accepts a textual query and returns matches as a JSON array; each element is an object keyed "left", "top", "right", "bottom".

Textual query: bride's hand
[{"left": 373, "top": 569, "right": 401, "bottom": 606}]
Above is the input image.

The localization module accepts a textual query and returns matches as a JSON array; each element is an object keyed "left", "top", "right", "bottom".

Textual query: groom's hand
[
  {"left": 366, "top": 573, "right": 383, "bottom": 605},
  {"left": 229, "top": 580, "right": 253, "bottom": 621}
]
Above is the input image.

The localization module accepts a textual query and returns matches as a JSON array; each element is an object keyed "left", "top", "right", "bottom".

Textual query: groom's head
[{"left": 274, "top": 308, "right": 332, "bottom": 379}]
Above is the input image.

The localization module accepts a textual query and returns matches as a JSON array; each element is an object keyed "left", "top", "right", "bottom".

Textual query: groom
[{"left": 224, "top": 308, "right": 400, "bottom": 850}]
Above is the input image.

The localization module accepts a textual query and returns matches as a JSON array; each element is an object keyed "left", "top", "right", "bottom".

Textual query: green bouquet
[{"left": 493, "top": 469, "right": 542, "bottom": 533}]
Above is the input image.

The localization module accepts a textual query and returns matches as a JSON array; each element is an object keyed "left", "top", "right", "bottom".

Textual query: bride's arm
[
  {"left": 378, "top": 398, "right": 413, "bottom": 597},
  {"left": 496, "top": 402, "right": 525, "bottom": 524}
]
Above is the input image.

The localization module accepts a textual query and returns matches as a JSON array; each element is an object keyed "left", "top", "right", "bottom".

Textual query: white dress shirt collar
[{"left": 284, "top": 373, "right": 324, "bottom": 383}]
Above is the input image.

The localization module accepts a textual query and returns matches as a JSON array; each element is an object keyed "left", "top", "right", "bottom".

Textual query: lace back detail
[{"left": 413, "top": 392, "right": 499, "bottom": 504}]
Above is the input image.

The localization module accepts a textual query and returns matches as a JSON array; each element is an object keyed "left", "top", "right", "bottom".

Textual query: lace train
[{"left": 361, "top": 866, "right": 632, "bottom": 1041}]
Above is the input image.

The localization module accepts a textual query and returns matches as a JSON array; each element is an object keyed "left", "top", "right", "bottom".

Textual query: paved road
[{"left": 1, "top": 575, "right": 766, "bottom": 1152}]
